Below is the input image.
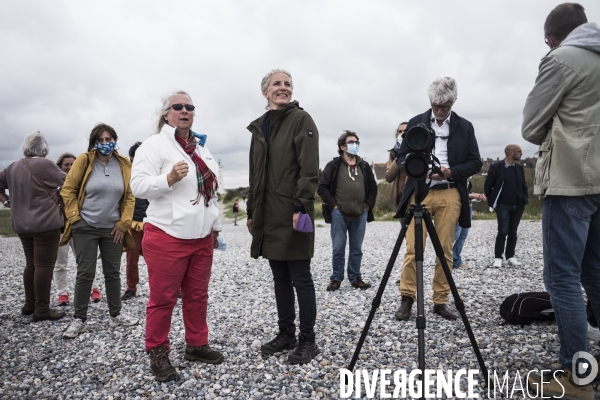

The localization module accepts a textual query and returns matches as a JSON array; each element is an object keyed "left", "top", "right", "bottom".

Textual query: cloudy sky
[{"left": 1, "top": 1, "right": 598, "bottom": 188}]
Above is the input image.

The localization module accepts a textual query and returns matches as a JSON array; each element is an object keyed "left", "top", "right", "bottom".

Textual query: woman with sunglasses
[
  {"left": 246, "top": 69, "right": 320, "bottom": 365},
  {"left": 131, "top": 90, "right": 223, "bottom": 382},
  {"left": 61, "top": 123, "right": 138, "bottom": 339}
]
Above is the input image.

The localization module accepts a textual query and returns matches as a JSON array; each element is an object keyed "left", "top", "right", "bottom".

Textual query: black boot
[
  {"left": 288, "top": 336, "right": 320, "bottom": 365},
  {"left": 261, "top": 332, "right": 298, "bottom": 355}
]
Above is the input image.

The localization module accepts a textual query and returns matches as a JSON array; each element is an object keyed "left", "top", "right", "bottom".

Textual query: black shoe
[
  {"left": 149, "top": 345, "right": 179, "bottom": 382},
  {"left": 433, "top": 304, "right": 458, "bottom": 320},
  {"left": 351, "top": 277, "right": 372, "bottom": 290},
  {"left": 184, "top": 344, "right": 224, "bottom": 364},
  {"left": 261, "top": 332, "right": 298, "bottom": 355},
  {"left": 395, "top": 296, "right": 414, "bottom": 321},
  {"left": 326, "top": 280, "right": 341, "bottom": 292},
  {"left": 121, "top": 290, "right": 136, "bottom": 300},
  {"left": 288, "top": 336, "right": 320, "bottom": 365}
]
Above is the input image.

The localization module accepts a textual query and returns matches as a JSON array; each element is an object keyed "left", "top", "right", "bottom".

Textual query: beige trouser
[{"left": 399, "top": 188, "right": 461, "bottom": 305}]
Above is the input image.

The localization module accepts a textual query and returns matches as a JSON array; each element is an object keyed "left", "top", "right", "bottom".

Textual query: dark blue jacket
[
  {"left": 484, "top": 161, "right": 528, "bottom": 208},
  {"left": 394, "top": 109, "right": 482, "bottom": 228}
]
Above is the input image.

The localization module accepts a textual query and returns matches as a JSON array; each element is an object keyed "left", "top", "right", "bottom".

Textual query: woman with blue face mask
[{"left": 61, "top": 123, "right": 138, "bottom": 339}]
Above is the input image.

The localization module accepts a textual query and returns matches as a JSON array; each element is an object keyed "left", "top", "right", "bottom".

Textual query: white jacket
[{"left": 131, "top": 125, "right": 222, "bottom": 239}]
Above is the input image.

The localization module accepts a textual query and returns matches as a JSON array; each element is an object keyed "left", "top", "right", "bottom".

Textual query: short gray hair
[
  {"left": 427, "top": 77, "right": 458, "bottom": 105},
  {"left": 21, "top": 131, "right": 49, "bottom": 157},
  {"left": 155, "top": 90, "right": 194, "bottom": 134},
  {"left": 260, "top": 69, "right": 293, "bottom": 110}
]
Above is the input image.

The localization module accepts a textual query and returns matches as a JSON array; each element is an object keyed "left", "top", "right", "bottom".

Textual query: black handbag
[{"left": 500, "top": 292, "right": 555, "bottom": 325}]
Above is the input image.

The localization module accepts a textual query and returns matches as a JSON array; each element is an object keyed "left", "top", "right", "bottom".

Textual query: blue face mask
[
  {"left": 346, "top": 143, "right": 359, "bottom": 155},
  {"left": 95, "top": 141, "right": 116, "bottom": 156}
]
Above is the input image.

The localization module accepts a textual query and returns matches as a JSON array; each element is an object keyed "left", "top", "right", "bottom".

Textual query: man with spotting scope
[{"left": 394, "top": 77, "right": 482, "bottom": 321}]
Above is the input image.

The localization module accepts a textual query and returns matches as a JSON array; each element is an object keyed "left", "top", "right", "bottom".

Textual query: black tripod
[{"left": 347, "top": 181, "right": 489, "bottom": 398}]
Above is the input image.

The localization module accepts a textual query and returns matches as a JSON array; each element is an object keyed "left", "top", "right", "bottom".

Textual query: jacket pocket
[
  {"left": 534, "top": 135, "right": 552, "bottom": 196},
  {"left": 275, "top": 180, "right": 295, "bottom": 197}
]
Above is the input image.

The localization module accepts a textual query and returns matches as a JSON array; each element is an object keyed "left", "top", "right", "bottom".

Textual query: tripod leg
[
  {"left": 347, "top": 211, "right": 414, "bottom": 374},
  {"left": 413, "top": 209, "right": 427, "bottom": 399},
  {"left": 422, "top": 211, "right": 489, "bottom": 383}
]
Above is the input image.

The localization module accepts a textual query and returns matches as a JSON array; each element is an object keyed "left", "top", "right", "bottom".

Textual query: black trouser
[
  {"left": 19, "top": 229, "right": 61, "bottom": 314},
  {"left": 494, "top": 204, "right": 524, "bottom": 260},
  {"left": 268, "top": 259, "right": 317, "bottom": 342}
]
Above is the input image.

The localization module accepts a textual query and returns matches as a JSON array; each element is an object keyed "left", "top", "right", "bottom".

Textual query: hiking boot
[
  {"left": 456, "top": 263, "right": 469, "bottom": 269},
  {"left": 351, "top": 277, "right": 372, "bottom": 290},
  {"left": 395, "top": 296, "right": 414, "bottom": 321},
  {"left": 91, "top": 288, "right": 102, "bottom": 303},
  {"left": 492, "top": 258, "right": 502, "bottom": 268},
  {"left": 33, "top": 309, "right": 65, "bottom": 322},
  {"left": 63, "top": 318, "right": 86, "bottom": 339},
  {"left": 527, "top": 369, "right": 593, "bottom": 400},
  {"left": 326, "top": 280, "right": 341, "bottom": 292},
  {"left": 149, "top": 345, "right": 179, "bottom": 382},
  {"left": 261, "top": 332, "right": 298, "bottom": 355},
  {"left": 121, "top": 290, "right": 136, "bottom": 300},
  {"left": 288, "top": 336, "right": 320, "bottom": 365},
  {"left": 109, "top": 313, "right": 139, "bottom": 327},
  {"left": 57, "top": 294, "right": 69, "bottom": 306},
  {"left": 184, "top": 345, "right": 224, "bottom": 364},
  {"left": 433, "top": 304, "right": 458, "bottom": 320},
  {"left": 507, "top": 257, "right": 522, "bottom": 267}
]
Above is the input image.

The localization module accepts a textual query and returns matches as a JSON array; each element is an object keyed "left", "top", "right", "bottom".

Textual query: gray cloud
[{"left": 1, "top": 1, "right": 598, "bottom": 188}]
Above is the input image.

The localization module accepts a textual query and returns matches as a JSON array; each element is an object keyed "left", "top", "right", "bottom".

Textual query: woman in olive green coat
[{"left": 246, "top": 69, "right": 320, "bottom": 365}]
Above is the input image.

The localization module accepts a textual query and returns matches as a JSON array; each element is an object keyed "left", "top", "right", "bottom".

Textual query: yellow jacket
[{"left": 59, "top": 150, "right": 135, "bottom": 248}]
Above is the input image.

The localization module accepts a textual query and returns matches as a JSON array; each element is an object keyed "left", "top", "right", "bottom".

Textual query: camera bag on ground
[{"left": 500, "top": 292, "right": 554, "bottom": 325}]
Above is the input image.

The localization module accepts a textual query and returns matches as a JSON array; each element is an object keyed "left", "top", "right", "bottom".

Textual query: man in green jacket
[{"left": 522, "top": 4, "right": 600, "bottom": 399}]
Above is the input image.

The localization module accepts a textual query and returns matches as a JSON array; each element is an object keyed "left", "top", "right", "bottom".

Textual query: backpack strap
[{"left": 23, "top": 158, "right": 59, "bottom": 206}]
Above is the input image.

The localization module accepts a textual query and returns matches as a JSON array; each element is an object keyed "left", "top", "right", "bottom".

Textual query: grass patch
[{"left": 0, "top": 209, "right": 17, "bottom": 237}]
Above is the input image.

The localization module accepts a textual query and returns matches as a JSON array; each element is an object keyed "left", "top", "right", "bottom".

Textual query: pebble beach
[{"left": 1, "top": 219, "right": 597, "bottom": 399}]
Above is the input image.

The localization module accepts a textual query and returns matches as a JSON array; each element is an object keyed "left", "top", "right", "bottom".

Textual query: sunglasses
[
  {"left": 346, "top": 140, "right": 360, "bottom": 145},
  {"left": 169, "top": 104, "right": 195, "bottom": 112}
]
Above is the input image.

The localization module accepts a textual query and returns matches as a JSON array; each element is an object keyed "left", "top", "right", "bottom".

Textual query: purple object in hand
[{"left": 294, "top": 213, "right": 313, "bottom": 233}]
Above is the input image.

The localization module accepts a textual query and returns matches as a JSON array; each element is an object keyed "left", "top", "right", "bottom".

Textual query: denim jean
[
  {"left": 330, "top": 209, "right": 367, "bottom": 283},
  {"left": 269, "top": 259, "right": 316, "bottom": 342},
  {"left": 542, "top": 194, "right": 600, "bottom": 371},
  {"left": 453, "top": 207, "right": 472, "bottom": 267},
  {"left": 494, "top": 204, "right": 524, "bottom": 259}
]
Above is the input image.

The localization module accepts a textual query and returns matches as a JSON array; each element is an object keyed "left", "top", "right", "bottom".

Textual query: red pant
[
  {"left": 125, "top": 229, "right": 144, "bottom": 292},
  {"left": 143, "top": 223, "right": 214, "bottom": 352}
]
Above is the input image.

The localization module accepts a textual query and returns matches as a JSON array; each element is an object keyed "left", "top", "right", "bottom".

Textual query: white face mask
[
  {"left": 397, "top": 136, "right": 402, "bottom": 144},
  {"left": 346, "top": 143, "right": 359, "bottom": 155}
]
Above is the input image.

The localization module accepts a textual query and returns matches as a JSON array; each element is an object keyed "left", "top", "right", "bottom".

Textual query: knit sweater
[{"left": 0, "top": 157, "right": 66, "bottom": 234}]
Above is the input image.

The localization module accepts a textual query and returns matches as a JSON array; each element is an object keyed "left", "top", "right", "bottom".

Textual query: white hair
[
  {"left": 21, "top": 131, "right": 49, "bottom": 157},
  {"left": 427, "top": 77, "right": 458, "bottom": 105},
  {"left": 260, "top": 69, "right": 293, "bottom": 110},
  {"left": 154, "top": 90, "right": 194, "bottom": 134}
]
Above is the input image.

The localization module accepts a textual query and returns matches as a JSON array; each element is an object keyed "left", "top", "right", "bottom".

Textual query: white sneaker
[
  {"left": 63, "top": 318, "right": 86, "bottom": 339},
  {"left": 507, "top": 257, "right": 522, "bottom": 266},
  {"left": 109, "top": 313, "right": 139, "bottom": 327},
  {"left": 492, "top": 258, "right": 502, "bottom": 268},
  {"left": 588, "top": 322, "right": 600, "bottom": 341}
]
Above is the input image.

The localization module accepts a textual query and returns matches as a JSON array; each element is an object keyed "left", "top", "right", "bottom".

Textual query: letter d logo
[{"left": 572, "top": 351, "right": 598, "bottom": 385}]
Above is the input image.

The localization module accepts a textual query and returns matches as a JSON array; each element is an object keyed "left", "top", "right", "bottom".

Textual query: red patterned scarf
[{"left": 174, "top": 133, "right": 218, "bottom": 206}]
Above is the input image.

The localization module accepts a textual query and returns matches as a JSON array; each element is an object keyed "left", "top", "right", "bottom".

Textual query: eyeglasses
[
  {"left": 96, "top": 138, "right": 115, "bottom": 143},
  {"left": 346, "top": 140, "right": 360, "bottom": 145},
  {"left": 431, "top": 104, "right": 451, "bottom": 112},
  {"left": 169, "top": 104, "right": 195, "bottom": 112}
]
